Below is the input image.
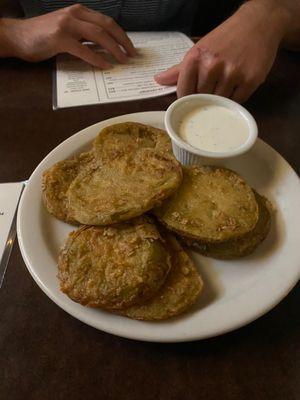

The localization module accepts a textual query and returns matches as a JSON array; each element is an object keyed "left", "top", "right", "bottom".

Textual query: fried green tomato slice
[
  {"left": 58, "top": 217, "right": 171, "bottom": 310},
  {"left": 93, "top": 122, "right": 173, "bottom": 163},
  {"left": 184, "top": 192, "right": 271, "bottom": 259},
  {"left": 67, "top": 122, "right": 182, "bottom": 225},
  {"left": 42, "top": 151, "right": 94, "bottom": 223},
  {"left": 122, "top": 234, "right": 203, "bottom": 321},
  {"left": 154, "top": 166, "right": 259, "bottom": 243}
]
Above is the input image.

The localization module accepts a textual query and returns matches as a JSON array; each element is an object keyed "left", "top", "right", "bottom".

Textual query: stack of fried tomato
[{"left": 42, "top": 122, "right": 271, "bottom": 320}]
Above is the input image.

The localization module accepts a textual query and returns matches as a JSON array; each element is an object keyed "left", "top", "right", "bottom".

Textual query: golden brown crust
[
  {"left": 183, "top": 192, "right": 271, "bottom": 259},
  {"left": 93, "top": 122, "right": 173, "bottom": 163},
  {"left": 42, "top": 151, "right": 94, "bottom": 223},
  {"left": 67, "top": 122, "right": 182, "bottom": 225},
  {"left": 58, "top": 217, "right": 171, "bottom": 310},
  {"left": 122, "top": 233, "right": 203, "bottom": 321},
  {"left": 154, "top": 166, "right": 259, "bottom": 243}
]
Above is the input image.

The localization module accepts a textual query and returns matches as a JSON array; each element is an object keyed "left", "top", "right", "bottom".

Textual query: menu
[{"left": 54, "top": 31, "right": 193, "bottom": 109}]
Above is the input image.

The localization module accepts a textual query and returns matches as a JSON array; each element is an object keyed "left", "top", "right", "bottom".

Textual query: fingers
[
  {"left": 221, "top": 66, "right": 262, "bottom": 103},
  {"left": 66, "top": 39, "right": 111, "bottom": 68},
  {"left": 176, "top": 48, "right": 223, "bottom": 97},
  {"left": 176, "top": 48, "right": 252, "bottom": 103},
  {"left": 91, "top": 13, "right": 137, "bottom": 57},
  {"left": 177, "top": 54, "right": 199, "bottom": 97},
  {"left": 196, "top": 55, "right": 223, "bottom": 94},
  {"left": 77, "top": 20, "right": 128, "bottom": 63},
  {"left": 69, "top": 4, "right": 136, "bottom": 56},
  {"left": 230, "top": 83, "right": 257, "bottom": 103},
  {"left": 154, "top": 64, "right": 180, "bottom": 85},
  {"left": 214, "top": 80, "right": 237, "bottom": 98},
  {"left": 215, "top": 63, "right": 243, "bottom": 98},
  {"left": 214, "top": 67, "right": 239, "bottom": 98},
  {"left": 155, "top": 51, "right": 257, "bottom": 104}
]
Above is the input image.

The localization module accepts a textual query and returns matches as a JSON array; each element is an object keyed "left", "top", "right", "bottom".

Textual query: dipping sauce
[{"left": 178, "top": 105, "right": 249, "bottom": 153}]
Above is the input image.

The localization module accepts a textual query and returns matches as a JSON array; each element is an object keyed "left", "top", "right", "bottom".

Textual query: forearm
[
  {"left": 241, "top": 0, "right": 300, "bottom": 50},
  {"left": 275, "top": 0, "right": 300, "bottom": 49},
  {"left": 0, "top": 19, "right": 18, "bottom": 58}
]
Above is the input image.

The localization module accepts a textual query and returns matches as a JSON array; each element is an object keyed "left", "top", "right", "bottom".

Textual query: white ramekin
[{"left": 165, "top": 94, "right": 258, "bottom": 165}]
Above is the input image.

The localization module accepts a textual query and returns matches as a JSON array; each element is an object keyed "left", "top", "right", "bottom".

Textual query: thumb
[{"left": 154, "top": 64, "right": 180, "bottom": 86}]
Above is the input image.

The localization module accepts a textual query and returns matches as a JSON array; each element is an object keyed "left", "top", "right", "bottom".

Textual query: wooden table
[{"left": 0, "top": 50, "right": 299, "bottom": 400}]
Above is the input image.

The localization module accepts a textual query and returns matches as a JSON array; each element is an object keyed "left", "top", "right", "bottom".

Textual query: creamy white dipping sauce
[{"left": 178, "top": 105, "right": 249, "bottom": 153}]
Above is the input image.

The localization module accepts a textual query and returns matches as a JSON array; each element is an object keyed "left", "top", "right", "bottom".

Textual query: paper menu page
[{"left": 54, "top": 32, "right": 193, "bottom": 109}]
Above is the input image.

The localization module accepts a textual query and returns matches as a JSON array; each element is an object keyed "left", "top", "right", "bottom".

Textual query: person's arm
[
  {"left": 0, "top": 4, "right": 136, "bottom": 67},
  {"left": 155, "top": 0, "right": 300, "bottom": 103},
  {"left": 276, "top": 0, "right": 300, "bottom": 50},
  {"left": 0, "top": 19, "right": 13, "bottom": 57}
]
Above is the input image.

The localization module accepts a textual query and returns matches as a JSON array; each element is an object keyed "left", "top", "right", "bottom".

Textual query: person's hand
[
  {"left": 0, "top": 4, "right": 136, "bottom": 68},
  {"left": 155, "top": 1, "right": 289, "bottom": 103}
]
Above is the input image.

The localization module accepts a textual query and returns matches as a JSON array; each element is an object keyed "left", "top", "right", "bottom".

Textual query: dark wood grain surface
[{"left": 0, "top": 50, "right": 299, "bottom": 400}]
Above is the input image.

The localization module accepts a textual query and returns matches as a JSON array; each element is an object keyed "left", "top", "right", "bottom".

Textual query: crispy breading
[
  {"left": 123, "top": 233, "right": 203, "bottom": 321},
  {"left": 67, "top": 122, "right": 182, "bottom": 225},
  {"left": 154, "top": 166, "right": 259, "bottom": 243},
  {"left": 42, "top": 151, "right": 94, "bottom": 223},
  {"left": 93, "top": 122, "right": 173, "bottom": 163},
  {"left": 184, "top": 192, "right": 271, "bottom": 259},
  {"left": 58, "top": 217, "right": 171, "bottom": 310}
]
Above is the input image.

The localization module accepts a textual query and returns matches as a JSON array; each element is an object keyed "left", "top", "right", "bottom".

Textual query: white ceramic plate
[{"left": 17, "top": 112, "right": 300, "bottom": 342}]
